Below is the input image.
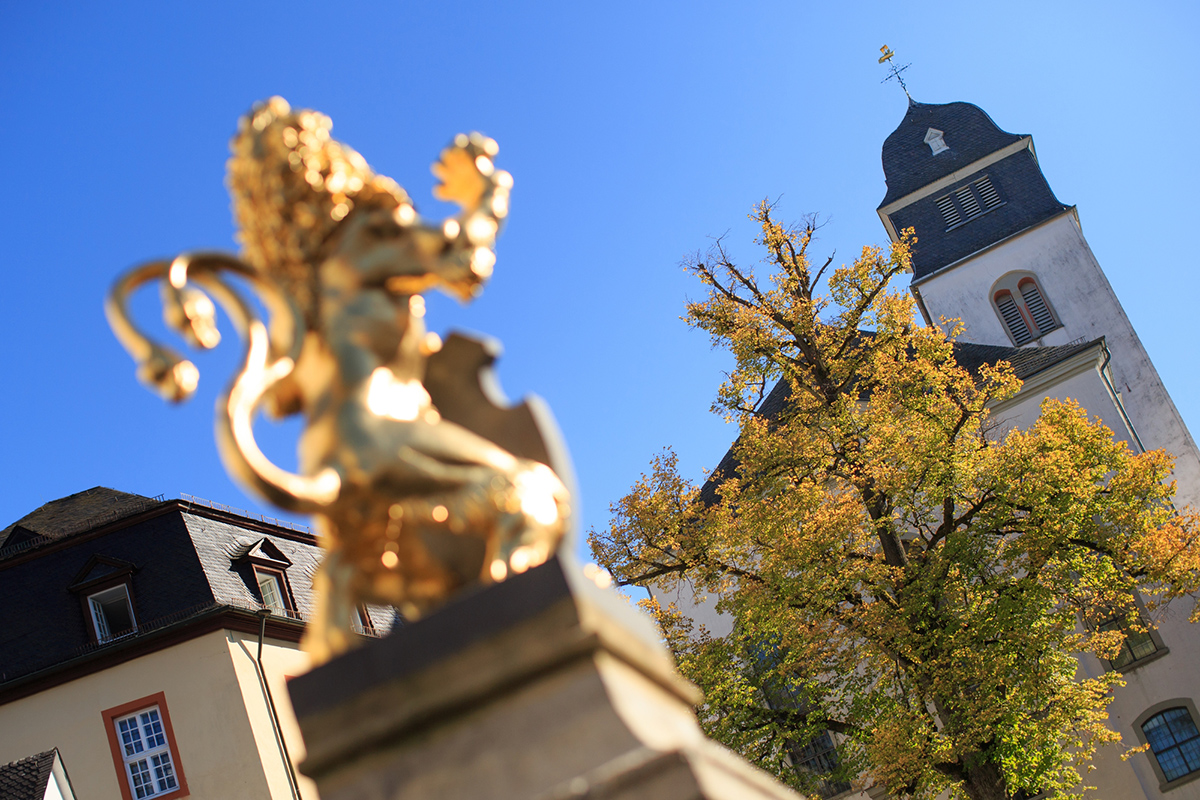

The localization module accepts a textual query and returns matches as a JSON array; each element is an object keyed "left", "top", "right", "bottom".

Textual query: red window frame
[{"left": 102, "top": 692, "right": 189, "bottom": 800}]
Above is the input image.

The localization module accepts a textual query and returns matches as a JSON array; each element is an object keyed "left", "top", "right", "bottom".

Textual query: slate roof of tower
[
  {"left": 700, "top": 337, "right": 1104, "bottom": 503},
  {"left": 879, "top": 100, "right": 1024, "bottom": 207},
  {"left": 0, "top": 750, "right": 56, "bottom": 800}
]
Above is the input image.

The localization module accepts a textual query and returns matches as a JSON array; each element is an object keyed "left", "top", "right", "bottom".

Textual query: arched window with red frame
[{"left": 991, "top": 272, "right": 1060, "bottom": 346}]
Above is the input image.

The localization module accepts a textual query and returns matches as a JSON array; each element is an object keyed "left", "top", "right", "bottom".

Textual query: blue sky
[{"left": 2, "top": 2, "right": 1197, "bottom": 562}]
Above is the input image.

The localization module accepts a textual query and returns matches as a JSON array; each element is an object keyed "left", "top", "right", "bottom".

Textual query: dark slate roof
[
  {"left": 699, "top": 337, "right": 1104, "bottom": 504},
  {"left": 0, "top": 487, "right": 395, "bottom": 689},
  {"left": 184, "top": 512, "right": 324, "bottom": 622},
  {"left": 879, "top": 100, "right": 1024, "bottom": 207},
  {"left": 951, "top": 338, "right": 1101, "bottom": 380},
  {"left": 0, "top": 750, "right": 56, "bottom": 800},
  {"left": 0, "top": 487, "right": 160, "bottom": 552},
  {"left": 0, "top": 506, "right": 220, "bottom": 682}
]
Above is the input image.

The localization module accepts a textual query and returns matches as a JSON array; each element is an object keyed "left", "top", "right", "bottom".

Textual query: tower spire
[{"left": 878, "top": 45, "right": 912, "bottom": 101}]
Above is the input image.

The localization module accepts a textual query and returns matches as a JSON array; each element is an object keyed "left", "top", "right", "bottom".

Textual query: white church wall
[
  {"left": 989, "top": 346, "right": 1137, "bottom": 445},
  {"left": 992, "top": 352, "right": 1200, "bottom": 796},
  {"left": 650, "top": 581, "right": 735, "bottom": 640},
  {"left": 1081, "top": 601, "right": 1200, "bottom": 799},
  {"left": 913, "top": 211, "right": 1200, "bottom": 508}
]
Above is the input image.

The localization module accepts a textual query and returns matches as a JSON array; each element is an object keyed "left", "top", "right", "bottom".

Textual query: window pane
[
  {"left": 89, "top": 586, "right": 135, "bottom": 641},
  {"left": 1144, "top": 708, "right": 1200, "bottom": 783},
  {"left": 1144, "top": 714, "right": 1175, "bottom": 752},
  {"left": 791, "top": 730, "right": 851, "bottom": 798},
  {"left": 1099, "top": 618, "right": 1156, "bottom": 668},
  {"left": 151, "top": 752, "right": 178, "bottom": 791},
  {"left": 140, "top": 709, "right": 166, "bottom": 749},
  {"left": 128, "top": 759, "right": 155, "bottom": 798},
  {"left": 90, "top": 597, "right": 112, "bottom": 641},
  {"left": 1181, "top": 737, "right": 1200, "bottom": 775},
  {"left": 1127, "top": 629, "right": 1158, "bottom": 661},
  {"left": 257, "top": 572, "right": 285, "bottom": 612},
  {"left": 119, "top": 716, "right": 145, "bottom": 756},
  {"left": 1160, "top": 748, "right": 1190, "bottom": 782},
  {"left": 1165, "top": 708, "right": 1199, "bottom": 742}
]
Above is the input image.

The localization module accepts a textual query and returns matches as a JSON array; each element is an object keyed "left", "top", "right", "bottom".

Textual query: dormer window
[
  {"left": 991, "top": 272, "right": 1060, "bottom": 346},
  {"left": 88, "top": 585, "right": 137, "bottom": 643},
  {"left": 231, "top": 537, "right": 296, "bottom": 618},
  {"left": 256, "top": 569, "right": 289, "bottom": 614},
  {"left": 70, "top": 554, "right": 139, "bottom": 645},
  {"left": 352, "top": 605, "right": 376, "bottom": 635},
  {"left": 924, "top": 128, "right": 948, "bottom": 155}
]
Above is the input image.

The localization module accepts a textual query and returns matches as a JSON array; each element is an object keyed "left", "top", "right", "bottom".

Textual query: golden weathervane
[{"left": 106, "top": 98, "right": 571, "bottom": 663}]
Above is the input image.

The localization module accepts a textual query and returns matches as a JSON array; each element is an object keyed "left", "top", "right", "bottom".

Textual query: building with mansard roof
[
  {"left": 0, "top": 487, "right": 393, "bottom": 800},
  {"left": 661, "top": 97, "right": 1200, "bottom": 799}
]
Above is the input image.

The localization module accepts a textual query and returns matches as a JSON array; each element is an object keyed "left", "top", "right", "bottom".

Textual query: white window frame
[
  {"left": 87, "top": 584, "right": 137, "bottom": 643},
  {"left": 253, "top": 566, "right": 292, "bottom": 616},
  {"left": 112, "top": 705, "right": 180, "bottom": 799}
]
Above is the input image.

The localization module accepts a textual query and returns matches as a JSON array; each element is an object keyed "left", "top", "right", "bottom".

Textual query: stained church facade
[
  {"left": 658, "top": 98, "right": 1200, "bottom": 799},
  {"left": 877, "top": 99, "right": 1200, "bottom": 799}
]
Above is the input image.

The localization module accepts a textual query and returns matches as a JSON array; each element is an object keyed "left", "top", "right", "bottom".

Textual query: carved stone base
[{"left": 288, "top": 556, "right": 803, "bottom": 800}]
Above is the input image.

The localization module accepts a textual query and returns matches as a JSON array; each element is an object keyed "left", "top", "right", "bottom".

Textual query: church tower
[
  {"left": 875, "top": 98, "right": 1200, "bottom": 799},
  {"left": 876, "top": 99, "right": 1200, "bottom": 505}
]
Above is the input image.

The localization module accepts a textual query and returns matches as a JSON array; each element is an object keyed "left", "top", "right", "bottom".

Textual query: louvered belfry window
[
  {"left": 935, "top": 195, "right": 961, "bottom": 228},
  {"left": 994, "top": 291, "right": 1033, "bottom": 346},
  {"left": 1019, "top": 279, "right": 1056, "bottom": 334},
  {"left": 935, "top": 174, "right": 1004, "bottom": 230},
  {"left": 992, "top": 273, "right": 1059, "bottom": 346}
]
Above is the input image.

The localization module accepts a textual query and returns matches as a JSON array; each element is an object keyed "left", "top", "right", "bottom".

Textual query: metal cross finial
[{"left": 878, "top": 45, "right": 912, "bottom": 99}]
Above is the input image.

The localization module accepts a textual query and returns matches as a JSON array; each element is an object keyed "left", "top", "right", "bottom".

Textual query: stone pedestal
[{"left": 287, "top": 556, "right": 804, "bottom": 799}]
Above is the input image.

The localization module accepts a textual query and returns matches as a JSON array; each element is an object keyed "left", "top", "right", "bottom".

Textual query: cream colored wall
[
  {"left": 225, "top": 630, "right": 317, "bottom": 800},
  {"left": 0, "top": 628, "right": 310, "bottom": 800}
]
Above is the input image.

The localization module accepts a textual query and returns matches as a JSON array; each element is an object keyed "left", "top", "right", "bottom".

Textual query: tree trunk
[{"left": 961, "top": 759, "right": 1009, "bottom": 800}]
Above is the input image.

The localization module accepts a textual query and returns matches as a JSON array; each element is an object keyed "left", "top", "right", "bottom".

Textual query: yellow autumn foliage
[{"left": 590, "top": 204, "right": 1200, "bottom": 800}]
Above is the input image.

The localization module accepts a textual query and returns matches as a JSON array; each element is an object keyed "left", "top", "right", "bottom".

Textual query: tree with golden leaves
[{"left": 589, "top": 203, "right": 1200, "bottom": 800}]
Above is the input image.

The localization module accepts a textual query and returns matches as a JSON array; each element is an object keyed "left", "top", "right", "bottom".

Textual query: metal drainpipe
[
  {"left": 1099, "top": 345, "right": 1147, "bottom": 454},
  {"left": 254, "top": 608, "right": 303, "bottom": 800}
]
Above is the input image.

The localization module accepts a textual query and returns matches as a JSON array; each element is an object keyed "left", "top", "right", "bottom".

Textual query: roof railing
[
  {"left": 0, "top": 493, "right": 167, "bottom": 561},
  {"left": 179, "top": 493, "right": 314, "bottom": 535}
]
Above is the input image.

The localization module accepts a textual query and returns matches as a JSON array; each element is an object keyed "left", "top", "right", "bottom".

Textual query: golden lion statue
[{"left": 107, "top": 98, "right": 570, "bottom": 663}]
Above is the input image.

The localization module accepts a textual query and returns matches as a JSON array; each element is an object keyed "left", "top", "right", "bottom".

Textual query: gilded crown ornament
[{"left": 107, "top": 97, "right": 571, "bottom": 663}]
